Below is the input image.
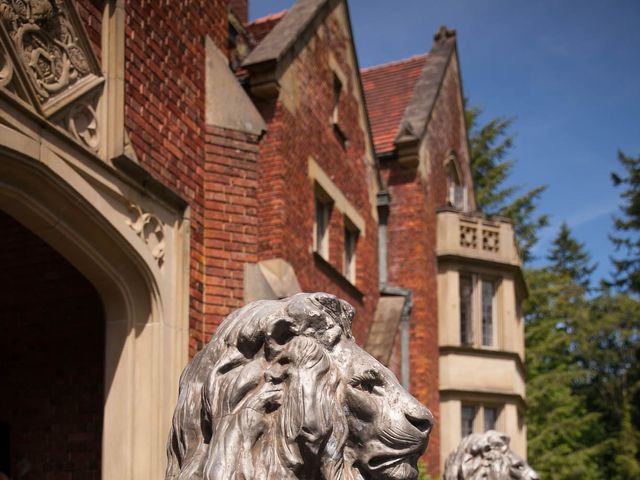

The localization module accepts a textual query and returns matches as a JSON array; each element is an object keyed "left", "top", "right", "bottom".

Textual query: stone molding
[
  {"left": 0, "top": 0, "right": 104, "bottom": 154},
  {"left": 0, "top": 94, "right": 190, "bottom": 480}
]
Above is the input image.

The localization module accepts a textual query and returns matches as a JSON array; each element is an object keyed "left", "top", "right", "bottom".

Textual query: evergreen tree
[
  {"left": 465, "top": 104, "right": 548, "bottom": 263},
  {"left": 612, "top": 391, "right": 640, "bottom": 480},
  {"left": 547, "top": 222, "right": 596, "bottom": 289},
  {"left": 524, "top": 268, "right": 602, "bottom": 479},
  {"left": 576, "top": 292, "right": 640, "bottom": 478},
  {"left": 609, "top": 151, "right": 640, "bottom": 295}
]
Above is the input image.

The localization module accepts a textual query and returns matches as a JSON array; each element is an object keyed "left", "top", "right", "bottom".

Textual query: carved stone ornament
[
  {"left": 126, "top": 202, "right": 165, "bottom": 267},
  {"left": 0, "top": 0, "right": 102, "bottom": 114},
  {"left": 64, "top": 95, "right": 99, "bottom": 150},
  {"left": 0, "top": 46, "right": 12, "bottom": 87},
  {"left": 166, "top": 293, "right": 434, "bottom": 480},
  {"left": 443, "top": 430, "right": 539, "bottom": 480}
]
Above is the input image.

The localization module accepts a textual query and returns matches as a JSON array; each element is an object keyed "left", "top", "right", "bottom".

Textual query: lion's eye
[{"left": 350, "top": 370, "right": 384, "bottom": 394}]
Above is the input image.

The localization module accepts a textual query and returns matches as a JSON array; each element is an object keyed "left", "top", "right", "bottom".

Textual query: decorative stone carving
[
  {"left": 482, "top": 228, "right": 500, "bottom": 253},
  {"left": 65, "top": 95, "right": 99, "bottom": 150},
  {"left": 460, "top": 223, "right": 477, "bottom": 249},
  {"left": 126, "top": 202, "right": 165, "bottom": 267},
  {"left": 166, "top": 292, "right": 433, "bottom": 480},
  {"left": 443, "top": 430, "right": 539, "bottom": 480},
  {"left": 0, "top": 0, "right": 102, "bottom": 114},
  {"left": 0, "top": 47, "right": 12, "bottom": 87}
]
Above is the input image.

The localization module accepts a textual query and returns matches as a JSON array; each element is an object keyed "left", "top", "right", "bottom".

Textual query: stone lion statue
[
  {"left": 443, "top": 430, "right": 539, "bottom": 480},
  {"left": 166, "top": 292, "right": 433, "bottom": 480}
]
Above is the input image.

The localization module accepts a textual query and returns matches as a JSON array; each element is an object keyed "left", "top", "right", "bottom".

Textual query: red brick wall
[
  {"left": 76, "top": 0, "right": 102, "bottom": 62},
  {"left": 383, "top": 56, "right": 469, "bottom": 477},
  {"left": 121, "top": 0, "right": 229, "bottom": 355},
  {"left": 228, "top": 0, "right": 248, "bottom": 24},
  {"left": 0, "top": 211, "right": 104, "bottom": 480},
  {"left": 201, "top": 125, "right": 261, "bottom": 343},
  {"left": 252, "top": 5, "right": 379, "bottom": 344},
  {"left": 78, "top": 0, "right": 232, "bottom": 355}
]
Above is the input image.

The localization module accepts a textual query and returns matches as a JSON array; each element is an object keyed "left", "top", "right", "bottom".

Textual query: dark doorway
[{"left": 0, "top": 210, "right": 104, "bottom": 479}]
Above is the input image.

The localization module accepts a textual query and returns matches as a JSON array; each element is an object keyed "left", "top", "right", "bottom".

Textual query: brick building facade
[{"left": 0, "top": 0, "right": 525, "bottom": 478}]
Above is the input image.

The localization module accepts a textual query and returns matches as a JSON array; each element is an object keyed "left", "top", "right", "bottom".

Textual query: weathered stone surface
[
  {"left": 166, "top": 292, "right": 433, "bottom": 480},
  {"left": 443, "top": 430, "right": 539, "bottom": 480}
]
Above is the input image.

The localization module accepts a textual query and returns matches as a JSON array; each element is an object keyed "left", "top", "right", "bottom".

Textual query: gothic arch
[
  {"left": 0, "top": 103, "right": 189, "bottom": 480},
  {"left": 445, "top": 151, "right": 467, "bottom": 210}
]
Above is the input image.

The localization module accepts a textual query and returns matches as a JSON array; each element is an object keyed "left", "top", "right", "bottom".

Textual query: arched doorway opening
[
  {"left": 0, "top": 210, "right": 105, "bottom": 479},
  {"left": 0, "top": 104, "right": 190, "bottom": 478}
]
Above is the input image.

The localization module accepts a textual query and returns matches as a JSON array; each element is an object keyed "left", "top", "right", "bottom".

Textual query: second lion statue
[{"left": 166, "top": 292, "right": 433, "bottom": 480}]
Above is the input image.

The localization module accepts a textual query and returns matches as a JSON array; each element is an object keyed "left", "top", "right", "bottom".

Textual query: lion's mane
[
  {"left": 443, "top": 430, "right": 539, "bottom": 480},
  {"left": 165, "top": 293, "right": 361, "bottom": 480}
]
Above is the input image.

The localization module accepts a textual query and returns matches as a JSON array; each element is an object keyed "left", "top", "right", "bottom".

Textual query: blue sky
[{"left": 250, "top": 1, "right": 640, "bottom": 283}]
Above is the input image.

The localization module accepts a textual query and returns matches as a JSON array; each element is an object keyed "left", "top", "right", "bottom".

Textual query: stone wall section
[
  {"left": 384, "top": 57, "right": 470, "bottom": 477},
  {"left": 118, "top": 0, "right": 228, "bottom": 355},
  {"left": 202, "top": 125, "right": 261, "bottom": 342},
  {"left": 252, "top": 5, "right": 379, "bottom": 344}
]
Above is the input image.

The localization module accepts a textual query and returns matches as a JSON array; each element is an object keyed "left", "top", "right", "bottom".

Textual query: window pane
[
  {"left": 484, "top": 407, "right": 497, "bottom": 431},
  {"left": 461, "top": 405, "right": 476, "bottom": 437},
  {"left": 315, "top": 200, "right": 329, "bottom": 256},
  {"left": 453, "top": 185, "right": 465, "bottom": 210},
  {"left": 344, "top": 227, "right": 357, "bottom": 282},
  {"left": 482, "top": 280, "right": 494, "bottom": 346},
  {"left": 460, "top": 274, "right": 473, "bottom": 345}
]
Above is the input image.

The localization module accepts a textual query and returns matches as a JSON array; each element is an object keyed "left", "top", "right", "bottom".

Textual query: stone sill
[{"left": 313, "top": 251, "right": 364, "bottom": 300}]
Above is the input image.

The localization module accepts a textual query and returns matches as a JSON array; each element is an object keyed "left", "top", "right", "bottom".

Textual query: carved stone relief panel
[
  {"left": 0, "top": 26, "right": 31, "bottom": 102},
  {"left": 482, "top": 228, "right": 500, "bottom": 253},
  {"left": 0, "top": 0, "right": 102, "bottom": 116},
  {"left": 0, "top": 44, "right": 12, "bottom": 87},
  {"left": 50, "top": 88, "right": 100, "bottom": 151},
  {"left": 460, "top": 223, "right": 477, "bottom": 249},
  {"left": 126, "top": 202, "right": 166, "bottom": 268}
]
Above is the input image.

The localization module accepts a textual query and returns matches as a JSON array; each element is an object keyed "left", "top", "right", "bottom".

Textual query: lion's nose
[{"left": 405, "top": 407, "right": 433, "bottom": 434}]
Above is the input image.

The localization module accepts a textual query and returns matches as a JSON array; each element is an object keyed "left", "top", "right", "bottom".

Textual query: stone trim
[
  {"left": 0, "top": 97, "right": 190, "bottom": 480},
  {"left": 308, "top": 156, "right": 365, "bottom": 236}
]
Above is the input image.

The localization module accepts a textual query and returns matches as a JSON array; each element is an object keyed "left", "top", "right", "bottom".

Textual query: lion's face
[
  {"left": 165, "top": 293, "right": 433, "bottom": 480},
  {"left": 444, "top": 430, "right": 539, "bottom": 480},
  {"left": 336, "top": 341, "right": 433, "bottom": 480}
]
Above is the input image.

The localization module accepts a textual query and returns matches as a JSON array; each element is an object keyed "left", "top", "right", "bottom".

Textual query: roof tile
[{"left": 361, "top": 55, "right": 428, "bottom": 154}]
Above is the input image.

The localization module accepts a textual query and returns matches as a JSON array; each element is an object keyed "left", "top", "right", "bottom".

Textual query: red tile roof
[
  {"left": 247, "top": 10, "right": 287, "bottom": 44},
  {"left": 361, "top": 54, "right": 428, "bottom": 154}
]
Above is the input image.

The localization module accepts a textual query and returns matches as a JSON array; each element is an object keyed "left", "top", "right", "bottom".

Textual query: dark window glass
[
  {"left": 315, "top": 199, "right": 330, "bottom": 257},
  {"left": 460, "top": 274, "right": 473, "bottom": 345},
  {"left": 482, "top": 280, "right": 494, "bottom": 346},
  {"left": 344, "top": 226, "right": 358, "bottom": 282},
  {"left": 461, "top": 405, "right": 476, "bottom": 437},
  {"left": 484, "top": 407, "right": 497, "bottom": 431}
]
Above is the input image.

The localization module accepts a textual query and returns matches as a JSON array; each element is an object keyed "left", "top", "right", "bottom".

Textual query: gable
[{"left": 362, "top": 55, "right": 427, "bottom": 154}]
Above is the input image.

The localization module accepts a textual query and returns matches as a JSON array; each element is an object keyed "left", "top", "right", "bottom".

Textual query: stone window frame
[
  {"left": 308, "top": 157, "right": 365, "bottom": 285},
  {"left": 314, "top": 183, "right": 333, "bottom": 260},
  {"left": 458, "top": 271, "right": 501, "bottom": 349},
  {"left": 445, "top": 152, "right": 467, "bottom": 211},
  {"left": 460, "top": 402, "right": 504, "bottom": 437},
  {"left": 328, "top": 59, "right": 348, "bottom": 148}
]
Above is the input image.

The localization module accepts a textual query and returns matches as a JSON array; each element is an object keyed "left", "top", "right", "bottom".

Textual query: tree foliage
[
  {"left": 465, "top": 104, "right": 548, "bottom": 263},
  {"left": 524, "top": 269, "right": 602, "bottom": 479},
  {"left": 547, "top": 222, "right": 597, "bottom": 289},
  {"left": 465, "top": 108, "right": 640, "bottom": 477},
  {"left": 609, "top": 151, "right": 640, "bottom": 295}
]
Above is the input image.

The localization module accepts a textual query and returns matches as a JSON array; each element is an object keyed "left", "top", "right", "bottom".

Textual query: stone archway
[
  {"left": 0, "top": 210, "right": 105, "bottom": 479},
  {"left": 0, "top": 108, "right": 190, "bottom": 479}
]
